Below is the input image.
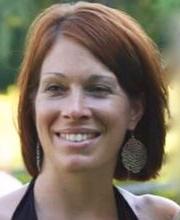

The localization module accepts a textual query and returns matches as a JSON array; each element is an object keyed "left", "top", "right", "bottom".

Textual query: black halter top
[{"left": 12, "top": 180, "right": 138, "bottom": 220}]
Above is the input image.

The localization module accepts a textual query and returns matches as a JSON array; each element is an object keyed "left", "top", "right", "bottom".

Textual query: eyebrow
[
  {"left": 41, "top": 72, "right": 66, "bottom": 80},
  {"left": 41, "top": 72, "right": 118, "bottom": 87},
  {"left": 87, "top": 74, "right": 118, "bottom": 87}
]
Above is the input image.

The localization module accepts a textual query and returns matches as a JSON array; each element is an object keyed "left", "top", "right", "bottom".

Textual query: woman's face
[{"left": 35, "top": 37, "right": 142, "bottom": 176}]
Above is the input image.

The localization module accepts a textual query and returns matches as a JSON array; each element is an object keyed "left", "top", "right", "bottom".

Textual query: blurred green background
[{"left": 0, "top": 0, "right": 180, "bottom": 203}]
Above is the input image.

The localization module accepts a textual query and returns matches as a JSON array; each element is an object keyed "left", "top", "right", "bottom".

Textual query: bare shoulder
[
  {"left": 117, "top": 187, "right": 180, "bottom": 220},
  {"left": 139, "top": 193, "right": 180, "bottom": 219},
  {"left": 0, "top": 184, "right": 28, "bottom": 220}
]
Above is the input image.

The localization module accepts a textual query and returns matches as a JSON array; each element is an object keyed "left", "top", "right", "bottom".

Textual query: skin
[
  {"left": 0, "top": 185, "right": 179, "bottom": 220},
  {"left": 33, "top": 36, "right": 143, "bottom": 220},
  {"left": 0, "top": 36, "right": 179, "bottom": 219},
  {"left": 35, "top": 36, "right": 142, "bottom": 177}
]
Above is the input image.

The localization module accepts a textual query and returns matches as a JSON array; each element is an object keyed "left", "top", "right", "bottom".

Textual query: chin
[{"left": 56, "top": 155, "right": 94, "bottom": 173}]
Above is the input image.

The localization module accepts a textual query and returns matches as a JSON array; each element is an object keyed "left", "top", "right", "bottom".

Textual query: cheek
[
  {"left": 93, "top": 98, "right": 131, "bottom": 128},
  {"left": 95, "top": 99, "right": 131, "bottom": 147},
  {"left": 105, "top": 103, "right": 131, "bottom": 150},
  {"left": 35, "top": 99, "right": 58, "bottom": 134}
]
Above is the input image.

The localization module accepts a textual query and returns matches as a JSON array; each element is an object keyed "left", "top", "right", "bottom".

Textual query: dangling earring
[
  {"left": 121, "top": 131, "right": 147, "bottom": 174},
  {"left": 36, "top": 143, "right": 41, "bottom": 173}
]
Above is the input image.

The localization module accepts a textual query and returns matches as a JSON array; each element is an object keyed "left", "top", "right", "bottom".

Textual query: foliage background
[{"left": 0, "top": 0, "right": 180, "bottom": 203}]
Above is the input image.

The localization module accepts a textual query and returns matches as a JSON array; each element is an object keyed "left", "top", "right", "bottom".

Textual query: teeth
[{"left": 60, "top": 133, "right": 96, "bottom": 142}]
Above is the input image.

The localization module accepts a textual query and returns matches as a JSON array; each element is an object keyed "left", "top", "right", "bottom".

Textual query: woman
[{"left": 0, "top": 2, "right": 179, "bottom": 219}]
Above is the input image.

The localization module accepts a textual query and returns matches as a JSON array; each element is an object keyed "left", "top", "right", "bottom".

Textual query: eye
[
  {"left": 86, "top": 84, "right": 113, "bottom": 97},
  {"left": 45, "top": 83, "right": 67, "bottom": 96}
]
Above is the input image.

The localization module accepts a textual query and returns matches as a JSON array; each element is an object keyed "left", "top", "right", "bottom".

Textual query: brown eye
[
  {"left": 86, "top": 85, "right": 113, "bottom": 98},
  {"left": 46, "top": 84, "right": 67, "bottom": 96}
]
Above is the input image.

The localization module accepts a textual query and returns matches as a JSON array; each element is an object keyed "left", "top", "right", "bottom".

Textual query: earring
[
  {"left": 36, "top": 143, "right": 41, "bottom": 172},
  {"left": 121, "top": 132, "right": 147, "bottom": 174}
]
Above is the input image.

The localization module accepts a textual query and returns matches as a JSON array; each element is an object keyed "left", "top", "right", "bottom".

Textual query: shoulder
[
  {"left": 116, "top": 186, "right": 180, "bottom": 220},
  {"left": 138, "top": 193, "right": 180, "bottom": 219},
  {"left": 0, "top": 184, "right": 28, "bottom": 220}
]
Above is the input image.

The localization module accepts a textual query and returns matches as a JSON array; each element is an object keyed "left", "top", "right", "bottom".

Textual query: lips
[
  {"left": 60, "top": 133, "right": 99, "bottom": 142},
  {"left": 54, "top": 128, "right": 101, "bottom": 143}
]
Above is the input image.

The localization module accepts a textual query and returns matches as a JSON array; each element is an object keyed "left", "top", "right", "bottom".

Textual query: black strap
[
  {"left": 12, "top": 180, "right": 138, "bottom": 220},
  {"left": 114, "top": 187, "right": 138, "bottom": 220},
  {"left": 12, "top": 179, "right": 37, "bottom": 220}
]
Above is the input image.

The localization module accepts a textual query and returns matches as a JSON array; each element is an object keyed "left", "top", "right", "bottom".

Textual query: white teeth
[{"left": 60, "top": 133, "right": 96, "bottom": 142}]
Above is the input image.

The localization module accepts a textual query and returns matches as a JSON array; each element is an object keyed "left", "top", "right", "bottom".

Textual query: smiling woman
[
  {"left": 0, "top": 1, "right": 179, "bottom": 220},
  {"left": 35, "top": 36, "right": 135, "bottom": 175}
]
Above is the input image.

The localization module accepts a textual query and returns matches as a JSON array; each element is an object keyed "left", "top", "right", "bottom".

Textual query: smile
[{"left": 60, "top": 133, "right": 99, "bottom": 142}]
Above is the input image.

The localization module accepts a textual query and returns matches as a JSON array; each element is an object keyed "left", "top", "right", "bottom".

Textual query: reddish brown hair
[{"left": 17, "top": 1, "right": 168, "bottom": 180}]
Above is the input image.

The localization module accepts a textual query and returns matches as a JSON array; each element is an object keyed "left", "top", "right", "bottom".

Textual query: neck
[{"left": 34, "top": 170, "right": 118, "bottom": 220}]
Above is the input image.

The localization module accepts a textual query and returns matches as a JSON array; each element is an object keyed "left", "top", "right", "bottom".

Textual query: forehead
[{"left": 40, "top": 36, "right": 117, "bottom": 81}]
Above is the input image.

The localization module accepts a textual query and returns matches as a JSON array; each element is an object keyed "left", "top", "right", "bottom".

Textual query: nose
[{"left": 61, "top": 90, "right": 92, "bottom": 121}]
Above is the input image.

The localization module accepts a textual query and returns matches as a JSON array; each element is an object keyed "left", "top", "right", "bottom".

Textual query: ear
[{"left": 128, "top": 98, "right": 144, "bottom": 130}]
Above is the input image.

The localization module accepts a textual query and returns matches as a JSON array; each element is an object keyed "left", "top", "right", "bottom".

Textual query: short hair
[{"left": 17, "top": 1, "right": 168, "bottom": 180}]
